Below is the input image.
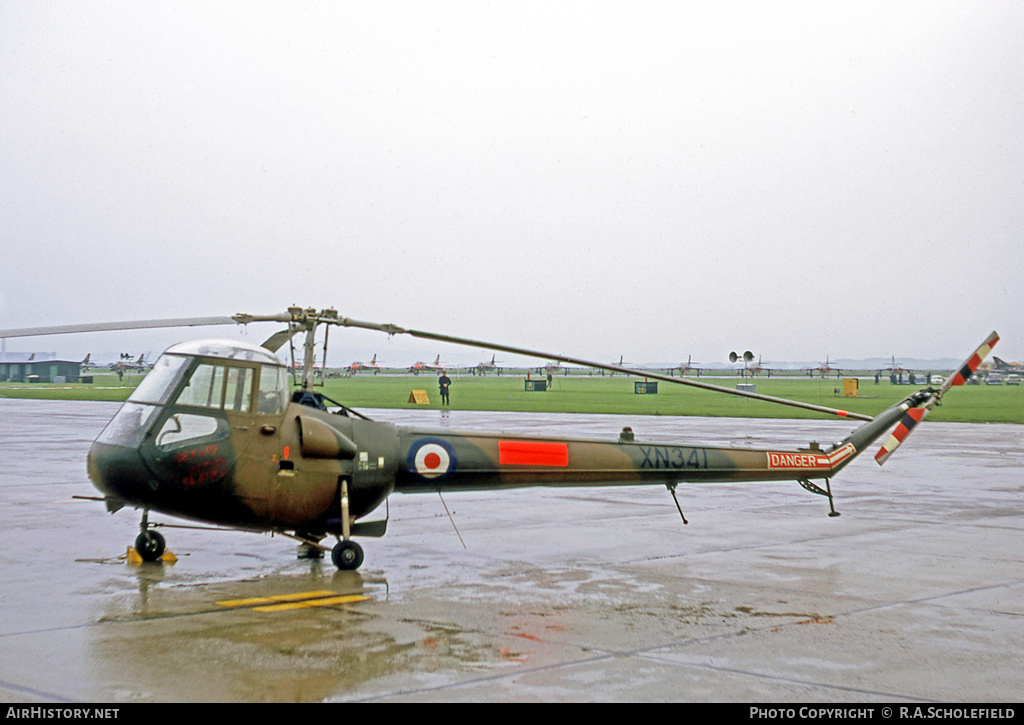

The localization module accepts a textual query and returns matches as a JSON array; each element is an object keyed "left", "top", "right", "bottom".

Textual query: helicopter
[{"left": 0, "top": 308, "right": 999, "bottom": 571}]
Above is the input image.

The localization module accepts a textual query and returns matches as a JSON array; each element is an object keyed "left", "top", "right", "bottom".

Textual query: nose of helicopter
[{"left": 87, "top": 440, "right": 157, "bottom": 506}]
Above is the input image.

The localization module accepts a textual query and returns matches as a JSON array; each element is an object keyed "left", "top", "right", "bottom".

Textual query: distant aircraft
[
  {"left": 409, "top": 355, "right": 444, "bottom": 374},
  {"left": 876, "top": 357, "right": 931, "bottom": 385},
  {"left": 806, "top": 356, "right": 842, "bottom": 379},
  {"left": 345, "top": 354, "right": 382, "bottom": 375},
  {"left": 110, "top": 353, "right": 152, "bottom": 373},
  {"left": 878, "top": 356, "right": 905, "bottom": 374},
  {"left": 606, "top": 355, "right": 632, "bottom": 376},
  {"left": 470, "top": 354, "right": 502, "bottom": 375},
  {"left": 670, "top": 355, "right": 704, "bottom": 377},
  {"left": 991, "top": 356, "right": 1024, "bottom": 374},
  {"left": 535, "top": 360, "right": 565, "bottom": 375}
]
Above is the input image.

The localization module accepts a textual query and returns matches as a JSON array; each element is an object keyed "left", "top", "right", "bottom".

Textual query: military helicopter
[{"left": 0, "top": 308, "right": 998, "bottom": 571}]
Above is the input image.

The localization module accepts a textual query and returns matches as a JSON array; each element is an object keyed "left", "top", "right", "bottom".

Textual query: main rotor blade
[
  {"left": 0, "top": 316, "right": 244, "bottom": 339},
  {"left": 261, "top": 328, "right": 298, "bottom": 352},
  {"left": 325, "top": 316, "right": 874, "bottom": 421}
]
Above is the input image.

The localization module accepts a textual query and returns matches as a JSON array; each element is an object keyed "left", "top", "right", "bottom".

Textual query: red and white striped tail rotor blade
[
  {"left": 875, "top": 404, "right": 930, "bottom": 466},
  {"left": 943, "top": 331, "right": 999, "bottom": 391},
  {"left": 876, "top": 330, "right": 999, "bottom": 466}
]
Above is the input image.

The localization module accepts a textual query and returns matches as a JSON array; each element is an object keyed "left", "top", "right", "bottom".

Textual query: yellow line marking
[
  {"left": 216, "top": 590, "right": 338, "bottom": 608},
  {"left": 252, "top": 595, "right": 370, "bottom": 612}
]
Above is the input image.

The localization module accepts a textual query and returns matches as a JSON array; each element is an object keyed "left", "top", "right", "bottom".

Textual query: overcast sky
[{"left": 1, "top": 1, "right": 1021, "bottom": 367}]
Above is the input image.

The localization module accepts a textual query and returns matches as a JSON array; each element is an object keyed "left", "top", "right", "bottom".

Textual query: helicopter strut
[
  {"left": 797, "top": 478, "right": 841, "bottom": 517},
  {"left": 665, "top": 483, "right": 689, "bottom": 525},
  {"left": 331, "top": 479, "right": 364, "bottom": 570}
]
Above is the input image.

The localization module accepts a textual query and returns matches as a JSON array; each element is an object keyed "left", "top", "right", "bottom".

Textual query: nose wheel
[
  {"left": 134, "top": 530, "right": 166, "bottom": 561},
  {"left": 331, "top": 540, "right": 364, "bottom": 570},
  {"left": 134, "top": 509, "right": 167, "bottom": 562}
]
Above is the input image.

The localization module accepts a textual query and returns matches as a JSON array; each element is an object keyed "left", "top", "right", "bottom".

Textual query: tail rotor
[
  {"left": 874, "top": 394, "right": 933, "bottom": 465},
  {"left": 874, "top": 331, "right": 999, "bottom": 465}
]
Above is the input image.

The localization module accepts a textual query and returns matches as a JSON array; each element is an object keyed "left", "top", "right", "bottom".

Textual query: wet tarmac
[{"left": 0, "top": 398, "right": 1021, "bottom": 703}]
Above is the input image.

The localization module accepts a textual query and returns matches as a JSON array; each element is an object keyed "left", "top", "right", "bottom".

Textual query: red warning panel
[{"left": 499, "top": 440, "right": 569, "bottom": 467}]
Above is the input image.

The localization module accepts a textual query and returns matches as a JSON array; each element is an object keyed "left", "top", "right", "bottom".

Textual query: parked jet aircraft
[
  {"left": 670, "top": 355, "right": 704, "bottom": 377},
  {"left": 806, "top": 356, "right": 842, "bottom": 378},
  {"left": 409, "top": 355, "right": 443, "bottom": 374},
  {"left": 345, "top": 354, "right": 382, "bottom": 375},
  {"left": 110, "top": 353, "right": 152, "bottom": 373},
  {"left": 992, "top": 357, "right": 1024, "bottom": 374},
  {"left": 470, "top": 354, "right": 502, "bottom": 375}
]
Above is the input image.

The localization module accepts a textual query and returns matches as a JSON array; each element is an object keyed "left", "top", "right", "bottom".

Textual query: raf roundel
[{"left": 408, "top": 439, "right": 457, "bottom": 480}]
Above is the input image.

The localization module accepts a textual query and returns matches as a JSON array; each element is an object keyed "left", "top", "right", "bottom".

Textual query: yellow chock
[{"left": 125, "top": 547, "right": 177, "bottom": 565}]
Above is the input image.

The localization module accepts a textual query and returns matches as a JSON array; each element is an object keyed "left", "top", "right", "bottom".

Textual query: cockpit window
[
  {"left": 224, "top": 367, "right": 253, "bottom": 412},
  {"left": 155, "top": 413, "right": 223, "bottom": 449},
  {"left": 176, "top": 363, "right": 224, "bottom": 408},
  {"left": 128, "top": 354, "right": 190, "bottom": 405},
  {"left": 257, "top": 365, "right": 288, "bottom": 415},
  {"left": 173, "top": 362, "right": 257, "bottom": 412},
  {"left": 96, "top": 402, "right": 160, "bottom": 448}
]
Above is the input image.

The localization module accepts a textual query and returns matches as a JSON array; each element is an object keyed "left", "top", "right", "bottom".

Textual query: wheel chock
[{"left": 125, "top": 547, "right": 177, "bottom": 565}]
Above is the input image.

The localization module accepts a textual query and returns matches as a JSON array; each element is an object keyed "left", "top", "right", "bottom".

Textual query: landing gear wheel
[
  {"left": 134, "top": 530, "right": 166, "bottom": 561},
  {"left": 331, "top": 540, "right": 364, "bottom": 570}
]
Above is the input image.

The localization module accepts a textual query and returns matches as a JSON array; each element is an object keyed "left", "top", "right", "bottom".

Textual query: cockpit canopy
[
  {"left": 128, "top": 339, "right": 289, "bottom": 415},
  {"left": 97, "top": 339, "right": 290, "bottom": 449}
]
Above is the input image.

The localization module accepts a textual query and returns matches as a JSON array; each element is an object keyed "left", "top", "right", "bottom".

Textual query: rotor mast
[{"left": 258, "top": 307, "right": 337, "bottom": 390}]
